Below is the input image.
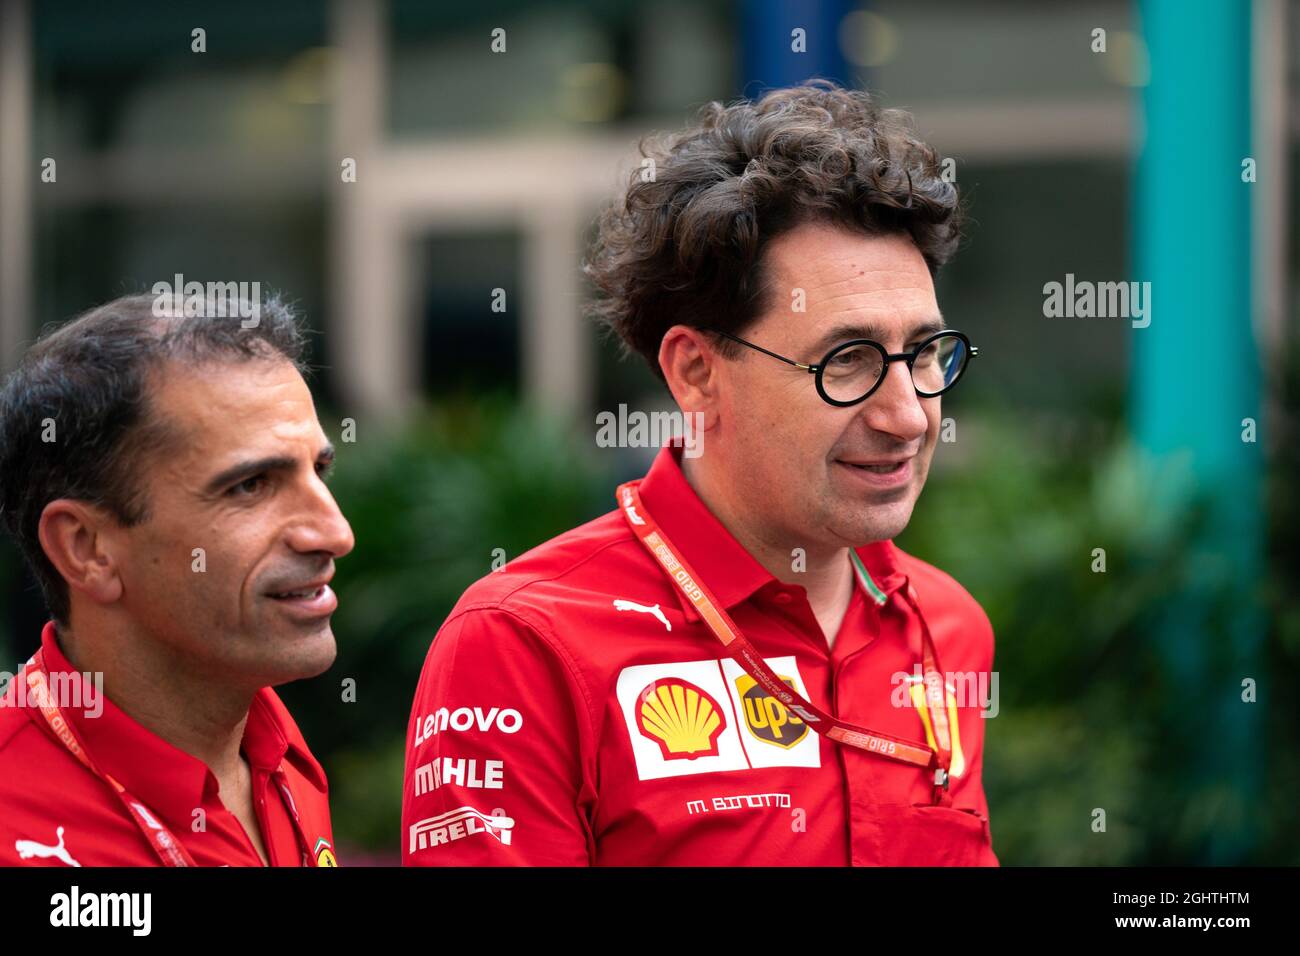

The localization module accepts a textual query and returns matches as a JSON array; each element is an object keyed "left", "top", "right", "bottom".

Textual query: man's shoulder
[
  {"left": 892, "top": 545, "right": 985, "bottom": 611},
  {"left": 0, "top": 701, "right": 45, "bottom": 771},
  {"left": 891, "top": 545, "right": 995, "bottom": 658},
  {"left": 447, "top": 507, "right": 650, "bottom": 637},
  {"left": 0, "top": 702, "right": 137, "bottom": 864},
  {"left": 0, "top": 692, "right": 35, "bottom": 757},
  {"left": 0, "top": 697, "right": 99, "bottom": 798}
]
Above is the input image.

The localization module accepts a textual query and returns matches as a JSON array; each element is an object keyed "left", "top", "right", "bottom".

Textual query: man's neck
[
  {"left": 55, "top": 620, "right": 253, "bottom": 784},
  {"left": 680, "top": 454, "right": 855, "bottom": 646}
]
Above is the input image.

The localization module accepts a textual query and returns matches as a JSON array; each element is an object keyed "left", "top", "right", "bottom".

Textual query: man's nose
[
  {"left": 860, "top": 360, "right": 930, "bottom": 441},
  {"left": 287, "top": 476, "right": 356, "bottom": 559}
]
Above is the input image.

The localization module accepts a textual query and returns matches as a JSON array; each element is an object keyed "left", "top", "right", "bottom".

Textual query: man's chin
[
  {"left": 833, "top": 496, "right": 916, "bottom": 545},
  {"left": 252, "top": 626, "right": 338, "bottom": 687}
]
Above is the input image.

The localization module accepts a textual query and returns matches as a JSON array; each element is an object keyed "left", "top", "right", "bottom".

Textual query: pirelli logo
[{"left": 408, "top": 807, "right": 515, "bottom": 854}]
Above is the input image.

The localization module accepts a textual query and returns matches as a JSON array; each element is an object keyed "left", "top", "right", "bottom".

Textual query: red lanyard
[
  {"left": 20, "top": 651, "right": 195, "bottom": 866},
  {"left": 19, "top": 650, "right": 316, "bottom": 866},
  {"left": 618, "top": 481, "right": 954, "bottom": 806}
]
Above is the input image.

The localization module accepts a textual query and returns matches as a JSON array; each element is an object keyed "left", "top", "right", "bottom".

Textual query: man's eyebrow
[
  {"left": 808, "top": 316, "right": 947, "bottom": 356},
  {"left": 204, "top": 444, "right": 336, "bottom": 494}
]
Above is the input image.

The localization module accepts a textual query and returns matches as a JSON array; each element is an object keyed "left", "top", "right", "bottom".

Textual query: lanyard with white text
[
  {"left": 618, "top": 480, "right": 954, "bottom": 805},
  {"left": 19, "top": 650, "right": 196, "bottom": 866}
]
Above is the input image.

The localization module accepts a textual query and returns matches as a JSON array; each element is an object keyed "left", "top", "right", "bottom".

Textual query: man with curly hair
[{"left": 403, "top": 81, "right": 997, "bottom": 866}]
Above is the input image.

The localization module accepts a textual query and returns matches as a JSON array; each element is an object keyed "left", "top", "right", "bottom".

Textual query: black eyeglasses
[{"left": 712, "top": 328, "right": 978, "bottom": 407}]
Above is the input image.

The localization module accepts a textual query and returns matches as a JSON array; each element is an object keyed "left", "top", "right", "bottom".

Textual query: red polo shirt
[
  {"left": 0, "top": 622, "right": 338, "bottom": 867},
  {"left": 402, "top": 444, "right": 998, "bottom": 866}
]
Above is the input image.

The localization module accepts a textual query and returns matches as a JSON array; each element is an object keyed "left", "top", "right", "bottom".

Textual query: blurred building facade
[{"left": 9, "top": 0, "right": 1290, "bottom": 424}]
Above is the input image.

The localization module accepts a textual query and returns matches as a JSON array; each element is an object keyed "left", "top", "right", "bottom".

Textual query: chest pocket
[{"left": 849, "top": 800, "right": 992, "bottom": 867}]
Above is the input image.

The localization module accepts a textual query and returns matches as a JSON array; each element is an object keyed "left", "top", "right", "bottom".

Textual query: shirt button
[{"left": 773, "top": 591, "right": 793, "bottom": 605}]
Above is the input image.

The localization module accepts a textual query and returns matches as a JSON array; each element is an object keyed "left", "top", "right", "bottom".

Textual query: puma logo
[
  {"left": 15, "top": 826, "right": 80, "bottom": 867},
  {"left": 613, "top": 599, "right": 672, "bottom": 632}
]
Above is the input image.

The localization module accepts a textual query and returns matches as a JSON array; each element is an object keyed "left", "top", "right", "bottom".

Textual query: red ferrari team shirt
[
  {"left": 0, "top": 622, "right": 338, "bottom": 867},
  {"left": 403, "top": 444, "right": 999, "bottom": 866}
]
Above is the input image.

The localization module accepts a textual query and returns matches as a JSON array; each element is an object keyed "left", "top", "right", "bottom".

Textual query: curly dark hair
[{"left": 583, "top": 80, "right": 963, "bottom": 379}]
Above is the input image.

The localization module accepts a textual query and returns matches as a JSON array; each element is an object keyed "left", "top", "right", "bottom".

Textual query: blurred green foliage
[{"left": 899, "top": 400, "right": 1299, "bottom": 864}]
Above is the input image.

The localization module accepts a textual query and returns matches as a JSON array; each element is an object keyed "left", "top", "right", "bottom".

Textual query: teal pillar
[{"left": 1132, "top": 0, "right": 1262, "bottom": 862}]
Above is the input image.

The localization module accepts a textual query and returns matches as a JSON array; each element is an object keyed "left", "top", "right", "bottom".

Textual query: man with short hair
[
  {"left": 402, "top": 82, "right": 998, "bottom": 866},
  {"left": 0, "top": 293, "right": 353, "bottom": 866}
]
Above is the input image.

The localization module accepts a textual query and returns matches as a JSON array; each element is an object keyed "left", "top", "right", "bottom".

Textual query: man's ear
[
  {"left": 37, "top": 499, "right": 125, "bottom": 608},
  {"left": 658, "top": 325, "right": 722, "bottom": 430}
]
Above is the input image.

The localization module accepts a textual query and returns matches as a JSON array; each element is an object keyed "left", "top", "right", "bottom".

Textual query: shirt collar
[
  {"left": 35, "top": 621, "right": 325, "bottom": 829},
  {"left": 852, "top": 539, "right": 908, "bottom": 603},
  {"left": 635, "top": 444, "right": 907, "bottom": 622}
]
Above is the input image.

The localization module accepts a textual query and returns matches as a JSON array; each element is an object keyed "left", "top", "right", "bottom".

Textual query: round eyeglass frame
[{"left": 711, "top": 328, "right": 978, "bottom": 408}]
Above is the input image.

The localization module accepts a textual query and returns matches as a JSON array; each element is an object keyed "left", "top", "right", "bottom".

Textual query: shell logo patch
[
  {"left": 616, "top": 656, "right": 821, "bottom": 780},
  {"left": 635, "top": 678, "right": 727, "bottom": 759},
  {"left": 735, "top": 674, "right": 808, "bottom": 749}
]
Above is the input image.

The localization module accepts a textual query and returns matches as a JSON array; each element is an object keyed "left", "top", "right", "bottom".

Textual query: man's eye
[
  {"left": 831, "top": 348, "right": 868, "bottom": 366},
  {"left": 228, "top": 475, "right": 266, "bottom": 497},
  {"left": 913, "top": 343, "right": 939, "bottom": 364},
  {"left": 824, "top": 346, "right": 880, "bottom": 377}
]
